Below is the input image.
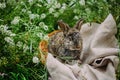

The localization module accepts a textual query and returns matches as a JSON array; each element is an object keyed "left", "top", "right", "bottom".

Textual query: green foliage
[{"left": 0, "top": 0, "right": 120, "bottom": 80}]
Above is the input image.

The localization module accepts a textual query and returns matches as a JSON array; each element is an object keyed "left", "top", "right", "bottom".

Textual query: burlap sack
[{"left": 46, "top": 14, "right": 119, "bottom": 80}]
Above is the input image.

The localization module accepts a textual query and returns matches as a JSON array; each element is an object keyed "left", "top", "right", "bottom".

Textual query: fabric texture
[{"left": 46, "top": 14, "right": 119, "bottom": 80}]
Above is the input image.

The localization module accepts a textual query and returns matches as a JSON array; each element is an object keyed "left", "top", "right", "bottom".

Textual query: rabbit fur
[{"left": 48, "top": 19, "right": 83, "bottom": 64}]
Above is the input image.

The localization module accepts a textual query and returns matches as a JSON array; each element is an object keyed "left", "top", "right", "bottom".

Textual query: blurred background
[{"left": 0, "top": 0, "right": 120, "bottom": 80}]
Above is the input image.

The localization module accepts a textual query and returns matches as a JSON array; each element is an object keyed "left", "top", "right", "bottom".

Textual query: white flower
[
  {"left": 79, "top": 0, "right": 85, "bottom": 5},
  {"left": 39, "top": 22, "right": 45, "bottom": 26},
  {"left": 53, "top": 1, "right": 61, "bottom": 9},
  {"left": 16, "top": 41, "right": 23, "bottom": 48},
  {"left": 4, "top": 37, "right": 14, "bottom": 45},
  {"left": 55, "top": 3, "right": 61, "bottom": 8},
  {"left": 47, "top": 0, "right": 51, "bottom": 3},
  {"left": 49, "top": 8, "right": 55, "bottom": 13},
  {"left": 29, "top": 14, "right": 35, "bottom": 20},
  {"left": 43, "top": 25, "right": 48, "bottom": 31},
  {"left": 36, "top": 4, "right": 42, "bottom": 7},
  {"left": 0, "top": 25, "right": 8, "bottom": 32},
  {"left": 43, "top": 35, "right": 49, "bottom": 40},
  {"left": 74, "top": 16, "right": 79, "bottom": 20},
  {"left": 0, "top": 3, "right": 6, "bottom": 9},
  {"left": 20, "top": 1, "right": 24, "bottom": 4},
  {"left": 39, "top": 22, "right": 48, "bottom": 31},
  {"left": 36, "top": 32, "right": 43, "bottom": 38},
  {"left": 4, "top": 37, "right": 13, "bottom": 43},
  {"left": 28, "top": 0, "right": 33, "bottom": 3},
  {"left": 23, "top": 44, "right": 29, "bottom": 52},
  {"left": 10, "top": 33, "right": 16, "bottom": 37},
  {"left": 5, "top": 30, "right": 12, "bottom": 35},
  {"left": 40, "top": 13, "right": 46, "bottom": 19},
  {"left": 54, "top": 12, "right": 59, "bottom": 18},
  {"left": 0, "top": 25, "right": 4, "bottom": 33},
  {"left": 11, "top": 16, "right": 20, "bottom": 25},
  {"left": 0, "top": 25, "right": 16, "bottom": 36},
  {"left": 29, "top": 14, "right": 39, "bottom": 20},
  {"left": 85, "top": 8, "right": 91, "bottom": 13},
  {"left": 32, "top": 56, "right": 39, "bottom": 63},
  {"left": 21, "top": 8, "right": 26, "bottom": 13},
  {"left": 61, "top": 3, "right": 66, "bottom": 9}
]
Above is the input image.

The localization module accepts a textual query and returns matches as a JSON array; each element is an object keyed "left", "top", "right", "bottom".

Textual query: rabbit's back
[{"left": 48, "top": 31, "right": 65, "bottom": 56}]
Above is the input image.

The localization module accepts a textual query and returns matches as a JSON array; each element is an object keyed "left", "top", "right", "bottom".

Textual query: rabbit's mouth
[{"left": 61, "top": 49, "right": 81, "bottom": 60}]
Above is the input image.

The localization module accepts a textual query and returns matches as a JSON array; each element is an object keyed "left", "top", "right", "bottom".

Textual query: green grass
[{"left": 0, "top": 0, "right": 120, "bottom": 80}]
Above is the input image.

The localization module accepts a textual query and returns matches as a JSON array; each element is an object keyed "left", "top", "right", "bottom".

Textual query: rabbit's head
[{"left": 57, "top": 19, "right": 83, "bottom": 59}]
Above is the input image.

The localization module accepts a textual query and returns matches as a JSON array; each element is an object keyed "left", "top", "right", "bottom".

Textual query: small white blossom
[
  {"left": 10, "top": 33, "right": 16, "bottom": 37},
  {"left": 11, "top": 16, "right": 20, "bottom": 25},
  {"left": 4, "top": 37, "right": 14, "bottom": 45},
  {"left": 21, "top": 8, "right": 26, "bottom": 13},
  {"left": 0, "top": 25, "right": 8, "bottom": 32},
  {"left": 61, "top": 3, "right": 66, "bottom": 9},
  {"left": 4, "top": 37, "right": 13, "bottom": 43},
  {"left": 29, "top": 14, "right": 35, "bottom": 20},
  {"left": 0, "top": 25, "right": 16, "bottom": 36},
  {"left": 20, "top": 1, "right": 24, "bottom": 4},
  {"left": 55, "top": 3, "right": 61, "bottom": 8},
  {"left": 23, "top": 44, "right": 29, "bottom": 52},
  {"left": 0, "top": 25, "right": 4, "bottom": 33},
  {"left": 29, "top": 14, "right": 39, "bottom": 20},
  {"left": 39, "top": 22, "right": 45, "bottom": 26},
  {"left": 49, "top": 8, "right": 55, "bottom": 13},
  {"left": 43, "top": 35, "right": 49, "bottom": 40},
  {"left": 54, "top": 12, "right": 59, "bottom": 18},
  {"left": 5, "top": 30, "right": 12, "bottom": 36},
  {"left": 79, "top": 0, "right": 85, "bottom": 5},
  {"left": 32, "top": 56, "right": 39, "bottom": 63},
  {"left": 47, "top": 0, "right": 51, "bottom": 3},
  {"left": 28, "top": 0, "right": 33, "bottom": 3},
  {"left": 39, "top": 22, "right": 48, "bottom": 31},
  {"left": 0, "top": 3, "right": 6, "bottom": 9},
  {"left": 0, "top": 72, "right": 7, "bottom": 77},
  {"left": 40, "top": 13, "right": 46, "bottom": 19},
  {"left": 52, "top": 1, "right": 61, "bottom": 9},
  {"left": 36, "top": 32, "right": 43, "bottom": 38},
  {"left": 16, "top": 41, "right": 23, "bottom": 48},
  {"left": 74, "top": 16, "right": 79, "bottom": 20},
  {"left": 85, "top": 8, "right": 91, "bottom": 13},
  {"left": 36, "top": 4, "right": 42, "bottom": 7},
  {"left": 43, "top": 25, "right": 48, "bottom": 31}
]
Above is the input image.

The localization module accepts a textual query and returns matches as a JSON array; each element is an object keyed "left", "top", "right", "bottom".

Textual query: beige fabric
[{"left": 46, "top": 14, "right": 119, "bottom": 80}]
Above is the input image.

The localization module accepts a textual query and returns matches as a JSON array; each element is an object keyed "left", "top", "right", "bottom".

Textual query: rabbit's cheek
[{"left": 64, "top": 42, "right": 74, "bottom": 49}]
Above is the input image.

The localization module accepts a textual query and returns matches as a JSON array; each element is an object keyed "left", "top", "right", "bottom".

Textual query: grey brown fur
[{"left": 48, "top": 19, "right": 83, "bottom": 63}]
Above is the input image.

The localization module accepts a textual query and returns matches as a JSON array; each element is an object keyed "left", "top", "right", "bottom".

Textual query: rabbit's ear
[
  {"left": 74, "top": 19, "right": 84, "bottom": 30},
  {"left": 57, "top": 20, "right": 70, "bottom": 32}
]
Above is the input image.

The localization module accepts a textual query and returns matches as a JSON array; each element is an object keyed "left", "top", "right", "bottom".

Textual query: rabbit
[{"left": 48, "top": 19, "right": 83, "bottom": 64}]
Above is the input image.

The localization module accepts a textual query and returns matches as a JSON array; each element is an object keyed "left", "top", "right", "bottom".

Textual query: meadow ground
[{"left": 0, "top": 0, "right": 120, "bottom": 80}]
